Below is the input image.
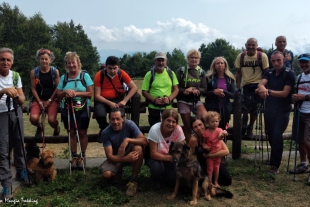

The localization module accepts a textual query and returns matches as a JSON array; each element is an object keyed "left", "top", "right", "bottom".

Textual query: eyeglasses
[
  {"left": 39, "top": 49, "right": 51, "bottom": 55},
  {"left": 298, "top": 53, "right": 310, "bottom": 59}
]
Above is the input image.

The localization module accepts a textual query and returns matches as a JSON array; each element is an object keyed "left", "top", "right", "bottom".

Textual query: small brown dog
[
  {"left": 36, "top": 150, "right": 57, "bottom": 182},
  {"left": 167, "top": 142, "right": 233, "bottom": 205},
  {"left": 25, "top": 142, "right": 40, "bottom": 174}
]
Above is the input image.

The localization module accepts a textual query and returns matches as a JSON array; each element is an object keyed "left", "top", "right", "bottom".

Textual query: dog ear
[
  {"left": 183, "top": 143, "right": 190, "bottom": 155},
  {"left": 169, "top": 141, "right": 175, "bottom": 154}
]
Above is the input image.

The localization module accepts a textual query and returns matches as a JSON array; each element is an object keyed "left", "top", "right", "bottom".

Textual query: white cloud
[{"left": 89, "top": 18, "right": 310, "bottom": 55}]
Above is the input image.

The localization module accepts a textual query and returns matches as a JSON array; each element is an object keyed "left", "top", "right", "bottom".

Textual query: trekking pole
[
  {"left": 286, "top": 102, "right": 299, "bottom": 175},
  {"left": 67, "top": 99, "right": 72, "bottom": 176},
  {"left": 254, "top": 103, "right": 260, "bottom": 170},
  {"left": 11, "top": 97, "right": 31, "bottom": 185},
  {"left": 293, "top": 106, "right": 301, "bottom": 181},
  {"left": 262, "top": 101, "right": 270, "bottom": 164},
  {"left": 70, "top": 100, "right": 86, "bottom": 177},
  {"left": 6, "top": 96, "right": 13, "bottom": 195}
]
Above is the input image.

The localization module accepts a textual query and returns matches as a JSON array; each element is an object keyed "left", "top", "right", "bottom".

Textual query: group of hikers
[{"left": 0, "top": 34, "right": 309, "bottom": 200}]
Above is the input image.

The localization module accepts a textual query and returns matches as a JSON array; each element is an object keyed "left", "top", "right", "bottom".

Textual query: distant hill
[{"left": 99, "top": 49, "right": 137, "bottom": 63}]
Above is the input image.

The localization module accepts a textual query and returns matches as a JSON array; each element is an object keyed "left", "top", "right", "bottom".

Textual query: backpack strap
[
  {"left": 12, "top": 71, "right": 19, "bottom": 88},
  {"left": 100, "top": 69, "right": 123, "bottom": 87},
  {"left": 50, "top": 66, "right": 56, "bottom": 88},
  {"left": 240, "top": 51, "right": 247, "bottom": 68},
  {"left": 149, "top": 66, "right": 173, "bottom": 92}
]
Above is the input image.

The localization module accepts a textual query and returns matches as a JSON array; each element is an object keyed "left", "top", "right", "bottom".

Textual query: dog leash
[{"left": 40, "top": 109, "right": 46, "bottom": 153}]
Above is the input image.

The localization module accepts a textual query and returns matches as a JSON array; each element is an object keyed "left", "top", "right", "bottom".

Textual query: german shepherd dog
[{"left": 167, "top": 141, "right": 233, "bottom": 205}]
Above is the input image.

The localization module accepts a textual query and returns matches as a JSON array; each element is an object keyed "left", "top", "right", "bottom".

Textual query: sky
[{"left": 6, "top": 0, "right": 310, "bottom": 59}]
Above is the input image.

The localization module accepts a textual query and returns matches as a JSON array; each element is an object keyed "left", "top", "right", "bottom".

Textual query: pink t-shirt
[{"left": 203, "top": 128, "right": 222, "bottom": 154}]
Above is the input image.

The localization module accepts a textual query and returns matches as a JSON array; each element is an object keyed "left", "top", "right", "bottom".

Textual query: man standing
[
  {"left": 267, "top": 36, "right": 294, "bottom": 69},
  {"left": 257, "top": 51, "right": 296, "bottom": 174},
  {"left": 0, "top": 48, "right": 30, "bottom": 200},
  {"left": 99, "top": 108, "right": 148, "bottom": 196},
  {"left": 142, "top": 52, "right": 179, "bottom": 126},
  {"left": 290, "top": 53, "right": 310, "bottom": 177},
  {"left": 93, "top": 56, "right": 138, "bottom": 135},
  {"left": 235, "top": 38, "right": 269, "bottom": 138}
]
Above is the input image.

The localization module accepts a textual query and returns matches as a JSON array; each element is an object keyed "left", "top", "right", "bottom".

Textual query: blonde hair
[
  {"left": 186, "top": 49, "right": 201, "bottom": 64},
  {"left": 206, "top": 57, "right": 235, "bottom": 81},
  {"left": 64, "top": 51, "right": 82, "bottom": 72},
  {"left": 205, "top": 111, "right": 221, "bottom": 124}
]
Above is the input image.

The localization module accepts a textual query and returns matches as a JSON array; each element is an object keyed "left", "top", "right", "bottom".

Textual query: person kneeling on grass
[{"left": 99, "top": 108, "right": 148, "bottom": 196}]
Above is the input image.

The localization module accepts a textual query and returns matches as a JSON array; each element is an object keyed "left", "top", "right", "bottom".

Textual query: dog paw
[
  {"left": 190, "top": 200, "right": 197, "bottom": 205},
  {"left": 205, "top": 194, "right": 211, "bottom": 201},
  {"left": 167, "top": 194, "right": 176, "bottom": 200}
]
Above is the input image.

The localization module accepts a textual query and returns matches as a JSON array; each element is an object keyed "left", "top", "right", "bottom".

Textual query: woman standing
[
  {"left": 57, "top": 52, "right": 93, "bottom": 169},
  {"left": 146, "top": 109, "right": 185, "bottom": 190},
  {"left": 188, "top": 116, "right": 232, "bottom": 186},
  {"left": 176, "top": 49, "right": 207, "bottom": 143},
  {"left": 205, "top": 57, "right": 235, "bottom": 130},
  {"left": 30, "top": 48, "right": 60, "bottom": 138}
]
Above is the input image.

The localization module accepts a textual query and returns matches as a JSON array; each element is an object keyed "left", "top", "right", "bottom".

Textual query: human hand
[
  {"left": 214, "top": 89, "right": 225, "bottom": 97},
  {"left": 3, "top": 88, "right": 19, "bottom": 98},
  {"left": 256, "top": 87, "right": 268, "bottom": 99},
  {"left": 118, "top": 100, "right": 127, "bottom": 107},
  {"left": 126, "top": 151, "right": 139, "bottom": 162},
  {"left": 183, "top": 87, "right": 193, "bottom": 95},
  {"left": 292, "top": 93, "right": 302, "bottom": 102},
  {"left": 109, "top": 101, "right": 119, "bottom": 109},
  {"left": 192, "top": 88, "right": 200, "bottom": 96},
  {"left": 64, "top": 90, "right": 76, "bottom": 98}
]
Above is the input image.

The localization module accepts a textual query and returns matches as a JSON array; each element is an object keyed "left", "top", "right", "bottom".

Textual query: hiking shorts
[
  {"left": 30, "top": 99, "right": 60, "bottom": 117},
  {"left": 61, "top": 106, "right": 90, "bottom": 130},
  {"left": 298, "top": 112, "right": 310, "bottom": 144},
  {"left": 242, "top": 84, "right": 262, "bottom": 114},
  {"left": 99, "top": 160, "right": 124, "bottom": 174},
  {"left": 177, "top": 101, "right": 204, "bottom": 114}
]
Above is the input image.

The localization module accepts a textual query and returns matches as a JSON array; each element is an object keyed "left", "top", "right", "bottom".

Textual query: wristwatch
[
  {"left": 268, "top": 89, "right": 272, "bottom": 95},
  {"left": 305, "top": 95, "right": 309, "bottom": 101},
  {"left": 48, "top": 99, "right": 52, "bottom": 102}
]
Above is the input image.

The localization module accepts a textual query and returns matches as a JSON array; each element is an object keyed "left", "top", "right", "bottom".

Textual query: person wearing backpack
[
  {"left": 0, "top": 48, "right": 31, "bottom": 200},
  {"left": 93, "top": 56, "right": 138, "bottom": 136},
  {"left": 267, "top": 36, "right": 294, "bottom": 69},
  {"left": 205, "top": 57, "right": 235, "bottom": 131},
  {"left": 175, "top": 49, "right": 207, "bottom": 143},
  {"left": 235, "top": 38, "right": 269, "bottom": 138},
  {"left": 257, "top": 51, "right": 295, "bottom": 175},
  {"left": 29, "top": 48, "right": 60, "bottom": 139},
  {"left": 290, "top": 53, "right": 310, "bottom": 177},
  {"left": 141, "top": 52, "right": 179, "bottom": 126},
  {"left": 57, "top": 52, "right": 93, "bottom": 169}
]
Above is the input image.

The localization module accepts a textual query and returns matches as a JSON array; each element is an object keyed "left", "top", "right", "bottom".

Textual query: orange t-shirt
[{"left": 94, "top": 69, "right": 132, "bottom": 99}]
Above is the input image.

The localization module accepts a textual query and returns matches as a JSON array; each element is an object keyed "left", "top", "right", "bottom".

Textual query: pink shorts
[
  {"left": 206, "top": 157, "right": 221, "bottom": 175},
  {"left": 30, "top": 99, "right": 60, "bottom": 116},
  {"left": 177, "top": 101, "right": 204, "bottom": 114}
]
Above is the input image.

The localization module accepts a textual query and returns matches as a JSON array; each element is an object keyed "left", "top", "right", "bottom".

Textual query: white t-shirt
[
  {"left": 0, "top": 70, "right": 22, "bottom": 113},
  {"left": 147, "top": 123, "right": 185, "bottom": 155},
  {"left": 297, "top": 73, "right": 310, "bottom": 113}
]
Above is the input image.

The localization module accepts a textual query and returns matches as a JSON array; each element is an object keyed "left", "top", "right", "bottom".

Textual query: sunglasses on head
[
  {"left": 298, "top": 53, "right": 310, "bottom": 59},
  {"left": 39, "top": 49, "right": 51, "bottom": 55}
]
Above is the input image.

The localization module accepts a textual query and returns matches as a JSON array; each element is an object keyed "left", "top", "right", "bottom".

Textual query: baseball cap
[
  {"left": 154, "top": 52, "right": 167, "bottom": 60},
  {"left": 298, "top": 53, "right": 310, "bottom": 61}
]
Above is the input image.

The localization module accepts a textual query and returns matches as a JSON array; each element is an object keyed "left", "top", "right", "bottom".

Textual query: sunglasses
[
  {"left": 298, "top": 53, "right": 310, "bottom": 59},
  {"left": 39, "top": 49, "right": 51, "bottom": 55}
]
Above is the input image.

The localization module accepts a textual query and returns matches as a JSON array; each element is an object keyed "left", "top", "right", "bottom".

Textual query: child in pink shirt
[{"left": 203, "top": 111, "right": 228, "bottom": 187}]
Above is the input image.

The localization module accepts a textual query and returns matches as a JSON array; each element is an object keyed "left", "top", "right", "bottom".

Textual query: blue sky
[{"left": 6, "top": 0, "right": 310, "bottom": 56}]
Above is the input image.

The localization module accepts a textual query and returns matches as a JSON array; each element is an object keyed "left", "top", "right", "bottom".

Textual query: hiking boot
[
  {"left": 290, "top": 163, "right": 309, "bottom": 174},
  {"left": 35, "top": 124, "right": 42, "bottom": 139},
  {"left": 241, "top": 115, "right": 248, "bottom": 135},
  {"left": 77, "top": 155, "right": 86, "bottom": 170},
  {"left": 0, "top": 186, "right": 12, "bottom": 201},
  {"left": 70, "top": 156, "right": 78, "bottom": 170},
  {"left": 16, "top": 169, "right": 32, "bottom": 185},
  {"left": 126, "top": 181, "right": 138, "bottom": 196},
  {"left": 246, "top": 125, "right": 253, "bottom": 138},
  {"left": 269, "top": 166, "right": 279, "bottom": 175}
]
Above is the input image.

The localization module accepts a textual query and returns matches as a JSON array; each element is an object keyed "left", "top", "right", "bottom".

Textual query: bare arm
[
  {"left": 117, "top": 133, "right": 148, "bottom": 155},
  {"left": 204, "top": 141, "right": 229, "bottom": 158},
  {"left": 149, "top": 140, "right": 173, "bottom": 162},
  {"left": 118, "top": 81, "right": 138, "bottom": 107},
  {"left": 104, "top": 146, "right": 139, "bottom": 163}
]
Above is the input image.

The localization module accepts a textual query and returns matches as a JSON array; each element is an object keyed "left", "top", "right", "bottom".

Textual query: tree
[
  {"left": 199, "top": 39, "right": 240, "bottom": 74},
  {"left": 167, "top": 48, "right": 186, "bottom": 71}
]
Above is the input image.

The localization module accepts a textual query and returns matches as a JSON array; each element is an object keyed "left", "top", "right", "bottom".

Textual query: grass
[{"left": 13, "top": 79, "right": 303, "bottom": 206}]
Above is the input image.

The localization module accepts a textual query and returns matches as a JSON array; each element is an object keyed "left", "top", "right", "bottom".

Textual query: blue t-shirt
[
  {"left": 102, "top": 120, "right": 142, "bottom": 155},
  {"left": 57, "top": 71, "right": 93, "bottom": 106},
  {"left": 263, "top": 67, "right": 296, "bottom": 112}
]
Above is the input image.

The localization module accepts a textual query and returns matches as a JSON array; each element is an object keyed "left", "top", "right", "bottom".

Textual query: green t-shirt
[{"left": 141, "top": 68, "right": 179, "bottom": 109}]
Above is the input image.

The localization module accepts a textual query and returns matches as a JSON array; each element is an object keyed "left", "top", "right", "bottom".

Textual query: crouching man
[{"left": 99, "top": 108, "right": 148, "bottom": 196}]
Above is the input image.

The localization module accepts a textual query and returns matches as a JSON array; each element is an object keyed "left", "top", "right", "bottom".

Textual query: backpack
[
  {"left": 34, "top": 66, "right": 57, "bottom": 88},
  {"left": 179, "top": 66, "right": 204, "bottom": 87},
  {"left": 240, "top": 47, "right": 263, "bottom": 71},
  {"left": 12, "top": 71, "right": 19, "bottom": 88},
  {"left": 63, "top": 70, "right": 88, "bottom": 88},
  {"left": 148, "top": 65, "right": 173, "bottom": 91}
]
